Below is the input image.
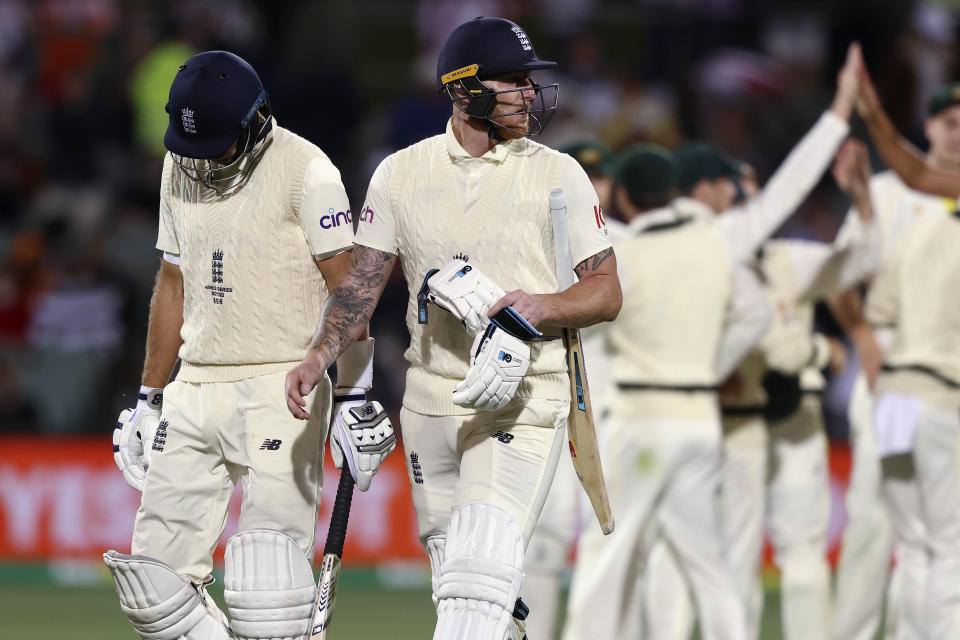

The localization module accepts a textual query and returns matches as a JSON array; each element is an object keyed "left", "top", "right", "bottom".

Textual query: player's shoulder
[
  {"left": 272, "top": 124, "right": 333, "bottom": 164},
  {"left": 392, "top": 132, "right": 445, "bottom": 163},
  {"left": 869, "top": 169, "right": 903, "bottom": 194}
]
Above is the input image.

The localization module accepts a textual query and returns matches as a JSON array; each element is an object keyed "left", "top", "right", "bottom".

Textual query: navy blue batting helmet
[
  {"left": 437, "top": 17, "right": 559, "bottom": 137},
  {"left": 164, "top": 50, "right": 269, "bottom": 159}
]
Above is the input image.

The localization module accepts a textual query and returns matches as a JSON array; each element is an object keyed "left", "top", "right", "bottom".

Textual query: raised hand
[{"left": 831, "top": 42, "right": 863, "bottom": 121}]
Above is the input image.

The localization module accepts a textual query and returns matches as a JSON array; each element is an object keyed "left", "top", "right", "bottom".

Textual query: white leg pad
[
  {"left": 223, "top": 529, "right": 316, "bottom": 640},
  {"left": 103, "top": 550, "right": 232, "bottom": 640},
  {"left": 425, "top": 534, "right": 446, "bottom": 611},
  {"left": 434, "top": 503, "right": 525, "bottom": 640}
]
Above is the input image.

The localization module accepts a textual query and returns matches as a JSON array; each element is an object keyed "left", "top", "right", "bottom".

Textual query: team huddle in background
[{"left": 102, "top": 14, "right": 960, "bottom": 640}]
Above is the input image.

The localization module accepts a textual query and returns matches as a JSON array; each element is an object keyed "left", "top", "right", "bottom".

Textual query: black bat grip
[{"left": 323, "top": 469, "right": 355, "bottom": 557}]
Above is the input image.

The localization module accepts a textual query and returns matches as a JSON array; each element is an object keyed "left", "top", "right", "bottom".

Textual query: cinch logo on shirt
[
  {"left": 358, "top": 206, "right": 375, "bottom": 223},
  {"left": 320, "top": 208, "right": 352, "bottom": 229}
]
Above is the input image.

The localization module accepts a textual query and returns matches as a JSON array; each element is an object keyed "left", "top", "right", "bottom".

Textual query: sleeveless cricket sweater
[
  {"left": 388, "top": 134, "right": 569, "bottom": 415},
  {"left": 157, "top": 125, "right": 352, "bottom": 382}
]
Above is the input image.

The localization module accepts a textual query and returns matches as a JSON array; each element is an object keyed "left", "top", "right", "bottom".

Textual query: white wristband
[
  {"left": 138, "top": 385, "right": 163, "bottom": 411},
  {"left": 335, "top": 338, "right": 375, "bottom": 392}
]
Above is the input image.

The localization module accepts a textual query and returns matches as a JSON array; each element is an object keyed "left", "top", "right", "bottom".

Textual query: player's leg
[
  {"left": 435, "top": 399, "right": 568, "bottom": 640},
  {"left": 914, "top": 400, "right": 960, "bottom": 639},
  {"left": 641, "top": 537, "right": 695, "bottom": 640},
  {"left": 563, "top": 405, "right": 667, "bottom": 640},
  {"left": 107, "top": 379, "right": 234, "bottom": 639},
  {"left": 221, "top": 370, "right": 330, "bottom": 640},
  {"left": 660, "top": 417, "right": 746, "bottom": 640},
  {"left": 832, "top": 374, "right": 896, "bottom": 640},
  {"left": 398, "top": 406, "right": 463, "bottom": 611},
  {"left": 766, "top": 396, "right": 831, "bottom": 640},
  {"left": 720, "top": 415, "right": 768, "bottom": 639},
  {"left": 521, "top": 450, "right": 577, "bottom": 640}
]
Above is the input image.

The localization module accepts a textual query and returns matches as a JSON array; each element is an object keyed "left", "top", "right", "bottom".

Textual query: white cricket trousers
[
  {"left": 642, "top": 413, "right": 767, "bottom": 640},
  {"left": 399, "top": 398, "right": 568, "bottom": 546},
  {"left": 877, "top": 393, "right": 960, "bottom": 640},
  {"left": 521, "top": 449, "right": 578, "bottom": 640},
  {"left": 766, "top": 394, "right": 831, "bottom": 640},
  {"left": 132, "top": 369, "right": 331, "bottom": 581},
  {"left": 564, "top": 398, "right": 745, "bottom": 640},
  {"left": 832, "top": 374, "right": 899, "bottom": 640}
]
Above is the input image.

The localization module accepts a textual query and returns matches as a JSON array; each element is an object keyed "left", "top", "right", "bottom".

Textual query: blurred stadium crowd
[{"left": 0, "top": 0, "right": 955, "bottom": 436}]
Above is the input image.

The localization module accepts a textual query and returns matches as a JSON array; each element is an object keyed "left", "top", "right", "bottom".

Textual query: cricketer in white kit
[
  {"left": 521, "top": 139, "right": 627, "bottom": 640},
  {"left": 104, "top": 51, "right": 395, "bottom": 640},
  {"left": 854, "top": 67, "right": 960, "bottom": 640},
  {"left": 630, "top": 45, "right": 867, "bottom": 640},
  {"left": 830, "top": 80, "right": 960, "bottom": 640},
  {"left": 285, "top": 17, "right": 621, "bottom": 640}
]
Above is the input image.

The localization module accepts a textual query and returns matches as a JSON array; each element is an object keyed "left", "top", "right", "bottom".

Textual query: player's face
[
  {"left": 700, "top": 177, "right": 739, "bottom": 213},
  {"left": 926, "top": 105, "right": 960, "bottom": 168},
  {"left": 485, "top": 72, "right": 537, "bottom": 138}
]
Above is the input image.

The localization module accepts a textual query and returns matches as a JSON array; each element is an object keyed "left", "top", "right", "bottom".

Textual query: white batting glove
[
  {"left": 426, "top": 259, "right": 505, "bottom": 336},
  {"left": 453, "top": 325, "right": 531, "bottom": 411},
  {"left": 112, "top": 386, "right": 163, "bottom": 492},
  {"left": 330, "top": 399, "right": 396, "bottom": 492}
]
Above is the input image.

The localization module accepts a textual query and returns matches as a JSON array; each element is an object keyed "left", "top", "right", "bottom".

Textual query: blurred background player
[
  {"left": 644, "top": 139, "right": 879, "bottom": 640},
  {"left": 625, "top": 45, "right": 867, "bottom": 638},
  {"left": 103, "top": 51, "right": 395, "bottom": 640},
  {"left": 829, "top": 81, "right": 960, "bottom": 640},
  {"left": 520, "top": 138, "right": 624, "bottom": 640},
  {"left": 846, "top": 62, "right": 960, "bottom": 639},
  {"left": 284, "top": 17, "right": 621, "bottom": 640},
  {"left": 521, "top": 142, "right": 672, "bottom": 640},
  {"left": 563, "top": 140, "right": 773, "bottom": 640}
]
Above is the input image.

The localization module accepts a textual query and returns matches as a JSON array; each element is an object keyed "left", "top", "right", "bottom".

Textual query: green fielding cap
[
  {"left": 612, "top": 144, "right": 674, "bottom": 203},
  {"left": 561, "top": 140, "right": 614, "bottom": 175},
  {"left": 927, "top": 82, "right": 960, "bottom": 117},
  {"left": 673, "top": 143, "right": 744, "bottom": 192}
]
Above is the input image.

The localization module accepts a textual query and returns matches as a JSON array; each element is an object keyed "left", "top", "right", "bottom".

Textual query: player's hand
[
  {"left": 832, "top": 139, "right": 874, "bottom": 219},
  {"left": 330, "top": 398, "right": 396, "bottom": 491},
  {"left": 453, "top": 325, "right": 531, "bottom": 411},
  {"left": 826, "top": 336, "right": 848, "bottom": 374},
  {"left": 851, "top": 326, "right": 884, "bottom": 389},
  {"left": 113, "top": 387, "right": 163, "bottom": 491},
  {"left": 488, "top": 290, "right": 546, "bottom": 327},
  {"left": 831, "top": 42, "right": 862, "bottom": 121},
  {"left": 425, "top": 259, "right": 505, "bottom": 336},
  {"left": 856, "top": 63, "right": 883, "bottom": 123},
  {"left": 285, "top": 351, "right": 327, "bottom": 420}
]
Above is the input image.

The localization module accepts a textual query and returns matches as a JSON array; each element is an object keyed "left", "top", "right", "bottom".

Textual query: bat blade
[
  {"left": 563, "top": 327, "right": 615, "bottom": 535},
  {"left": 549, "top": 187, "right": 615, "bottom": 536}
]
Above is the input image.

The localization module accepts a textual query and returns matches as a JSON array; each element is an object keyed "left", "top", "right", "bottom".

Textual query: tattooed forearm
[
  {"left": 574, "top": 247, "right": 615, "bottom": 277},
  {"left": 311, "top": 245, "right": 396, "bottom": 362}
]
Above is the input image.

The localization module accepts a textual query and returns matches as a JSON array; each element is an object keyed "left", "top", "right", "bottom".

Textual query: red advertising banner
[
  {"left": 0, "top": 436, "right": 855, "bottom": 568},
  {"left": 0, "top": 436, "right": 425, "bottom": 565}
]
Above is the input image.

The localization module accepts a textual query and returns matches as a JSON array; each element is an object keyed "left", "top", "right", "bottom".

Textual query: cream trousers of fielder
[
  {"left": 564, "top": 394, "right": 745, "bottom": 640},
  {"left": 878, "top": 393, "right": 960, "bottom": 640},
  {"left": 399, "top": 398, "right": 568, "bottom": 546},
  {"left": 132, "top": 369, "right": 331, "bottom": 581}
]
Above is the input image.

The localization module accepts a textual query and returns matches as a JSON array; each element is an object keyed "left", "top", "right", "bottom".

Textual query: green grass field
[{"left": 1, "top": 567, "right": 794, "bottom": 640}]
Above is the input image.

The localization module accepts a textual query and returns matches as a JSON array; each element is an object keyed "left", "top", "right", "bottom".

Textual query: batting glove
[
  {"left": 113, "top": 386, "right": 163, "bottom": 492},
  {"left": 330, "top": 399, "right": 396, "bottom": 492},
  {"left": 453, "top": 324, "right": 531, "bottom": 411},
  {"left": 330, "top": 338, "right": 395, "bottom": 491},
  {"left": 424, "top": 259, "right": 505, "bottom": 336}
]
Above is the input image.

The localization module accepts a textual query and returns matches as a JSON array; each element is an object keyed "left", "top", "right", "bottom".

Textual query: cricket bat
[
  {"left": 308, "top": 468, "right": 355, "bottom": 639},
  {"left": 549, "top": 188, "right": 615, "bottom": 535}
]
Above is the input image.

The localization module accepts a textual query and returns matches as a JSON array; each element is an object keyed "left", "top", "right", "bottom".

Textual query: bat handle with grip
[{"left": 324, "top": 469, "right": 355, "bottom": 557}]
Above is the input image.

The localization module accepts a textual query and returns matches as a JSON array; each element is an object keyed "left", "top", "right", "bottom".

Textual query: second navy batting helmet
[{"left": 437, "top": 17, "right": 559, "bottom": 137}]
